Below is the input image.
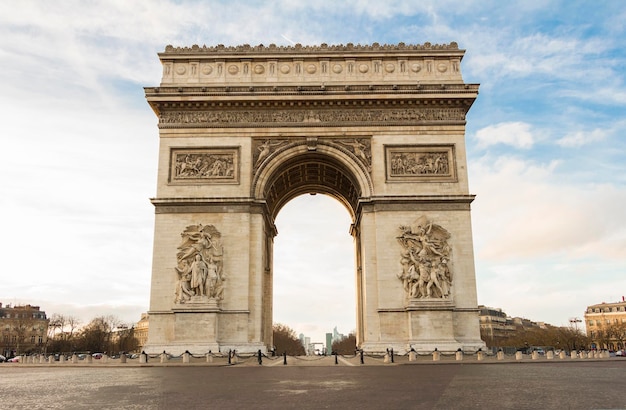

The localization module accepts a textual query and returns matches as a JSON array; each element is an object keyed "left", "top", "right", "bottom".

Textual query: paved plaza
[{"left": 2, "top": 357, "right": 625, "bottom": 409}]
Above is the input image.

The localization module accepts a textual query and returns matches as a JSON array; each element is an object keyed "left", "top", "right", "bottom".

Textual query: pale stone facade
[
  {"left": 144, "top": 42, "right": 485, "bottom": 354},
  {"left": 585, "top": 300, "right": 626, "bottom": 350}
]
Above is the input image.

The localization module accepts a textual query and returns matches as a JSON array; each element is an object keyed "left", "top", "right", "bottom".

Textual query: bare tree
[
  {"left": 272, "top": 323, "right": 305, "bottom": 356},
  {"left": 332, "top": 332, "right": 357, "bottom": 355}
]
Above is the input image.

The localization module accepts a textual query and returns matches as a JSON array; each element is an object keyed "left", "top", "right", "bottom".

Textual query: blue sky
[{"left": 1, "top": 1, "right": 624, "bottom": 343}]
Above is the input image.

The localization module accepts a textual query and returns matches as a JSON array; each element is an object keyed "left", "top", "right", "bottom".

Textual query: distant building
[
  {"left": 325, "top": 333, "right": 332, "bottom": 355},
  {"left": 584, "top": 299, "right": 626, "bottom": 350},
  {"left": 0, "top": 303, "right": 49, "bottom": 356},
  {"left": 478, "top": 305, "right": 548, "bottom": 347},
  {"left": 135, "top": 313, "right": 149, "bottom": 352}
]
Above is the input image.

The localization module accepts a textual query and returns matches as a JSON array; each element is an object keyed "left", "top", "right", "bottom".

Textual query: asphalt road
[{"left": 2, "top": 361, "right": 625, "bottom": 409}]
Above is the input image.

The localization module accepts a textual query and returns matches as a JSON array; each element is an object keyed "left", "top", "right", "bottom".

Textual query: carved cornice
[
  {"left": 145, "top": 84, "right": 479, "bottom": 127},
  {"left": 145, "top": 83, "right": 479, "bottom": 95},
  {"left": 161, "top": 42, "right": 461, "bottom": 55}
]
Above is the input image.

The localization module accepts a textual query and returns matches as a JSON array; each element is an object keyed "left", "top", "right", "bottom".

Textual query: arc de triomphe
[{"left": 143, "top": 42, "right": 485, "bottom": 354}]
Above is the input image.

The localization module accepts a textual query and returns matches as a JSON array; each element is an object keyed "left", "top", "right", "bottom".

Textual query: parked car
[
  {"left": 92, "top": 353, "right": 104, "bottom": 359},
  {"left": 615, "top": 350, "right": 625, "bottom": 357},
  {"left": 0, "top": 354, "right": 6, "bottom": 362},
  {"left": 8, "top": 357, "right": 20, "bottom": 363}
]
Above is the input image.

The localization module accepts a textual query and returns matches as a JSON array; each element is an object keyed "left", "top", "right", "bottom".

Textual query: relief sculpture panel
[
  {"left": 397, "top": 216, "right": 452, "bottom": 301},
  {"left": 170, "top": 148, "right": 239, "bottom": 184},
  {"left": 386, "top": 145, "right": 456, "bottom": 182},
  {"left": 174, "top": 224, "right": 226, "bottom": 306}
]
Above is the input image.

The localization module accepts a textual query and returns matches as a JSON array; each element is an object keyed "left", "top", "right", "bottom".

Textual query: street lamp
[{"left": 569, "top": 317, "right": 582, "bottom": 331}]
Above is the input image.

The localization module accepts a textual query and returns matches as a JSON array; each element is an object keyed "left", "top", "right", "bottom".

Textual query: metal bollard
[
  {"left": 360, "top": 350, "right": 364, "bottom": 365},
  {"left": 258, "top": 349, "right": 263, "bottom": 365},
  {"left": 334, "top": 352, "right": 338, "bottom": 365},
  {"left": 283, "top": 351, "right": 287, "bottom": 365},
  {"left": 390, "top": 348, "right": 394, "bottom": 363}
]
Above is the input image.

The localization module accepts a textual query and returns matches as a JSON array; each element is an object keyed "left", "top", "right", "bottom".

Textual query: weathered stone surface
[{"left": 144, "top": 42, "right": 484, "bottom": 354}]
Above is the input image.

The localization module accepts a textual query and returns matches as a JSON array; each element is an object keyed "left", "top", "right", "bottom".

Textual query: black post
[
  {"left": 283, "top": 351, "right": 287, "bottom": 365},
  {"left": 360, "top": 349, "right": 364, "bottom": 364},
  {"left": 390, "top": 348, "right": 394, "bottom": 363},
  {"left": 334, "top": 351, "right": 338, "bottom": 365},
  {"left": 228, "top": 349, "right": 232, "bottom": 365},
  {"left": 257, "top": 349, "right": 262, "bottom": 365}
]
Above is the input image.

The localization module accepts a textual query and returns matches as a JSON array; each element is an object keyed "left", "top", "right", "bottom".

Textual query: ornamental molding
[
  {"left": 158, "top": 107, "right": 467, "bottom": 128},
  {"left": 157, "top": 42, "right": 467, "bottom": 86},
  {"left": 161, "top": 42, "right": 461, "bottom": 55}
]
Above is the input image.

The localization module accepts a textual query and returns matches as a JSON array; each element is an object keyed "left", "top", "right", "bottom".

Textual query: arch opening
[
  {"left": 262, "top": 151, "right": 364, "bottom": 222},
  {"left": 273, "top": 194, "right": 356, "bottom": 352}
]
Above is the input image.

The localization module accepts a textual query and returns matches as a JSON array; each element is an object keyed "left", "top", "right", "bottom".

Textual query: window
[{"left": 588, "top": 320, "right": 594, "bottom": 326}]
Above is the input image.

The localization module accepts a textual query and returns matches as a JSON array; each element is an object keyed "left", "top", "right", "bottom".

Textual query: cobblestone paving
[{"left": 1, "top": 358, "right": 625, "bottom": 409}]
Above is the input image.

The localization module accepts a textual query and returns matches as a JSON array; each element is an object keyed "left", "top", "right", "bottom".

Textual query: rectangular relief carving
[
  {"left": 385, "top": 145, "right": 456, "bottom": 182},
  {"left": 169, "top": 147, "right": 239, "bottom": 184}
]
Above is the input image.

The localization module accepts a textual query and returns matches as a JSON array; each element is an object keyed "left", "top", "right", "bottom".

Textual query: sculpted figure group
[
  {"left": 397, "top": 217, "right": 452, "bottom": 300},
  {"left": 174, "top": 224, "right": 226, "bottom": 304}
]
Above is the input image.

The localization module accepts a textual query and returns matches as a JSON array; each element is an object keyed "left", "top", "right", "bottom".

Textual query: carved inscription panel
[
  {"left": 386, "top": 145, "right": 456, "bottom": 182},
  {"left": 169, "top": 147, "right": 239, "bottom": 184}
]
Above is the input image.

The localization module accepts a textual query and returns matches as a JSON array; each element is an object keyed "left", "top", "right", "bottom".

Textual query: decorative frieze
[
  {"left": 169, "top": 147, "right": 239, "bottom": 184},
  {"left": 385, "top": 145, "right": 456, "bottom": 182},
  {"left": 159, "top": 108, "right": 466, "bottom": 128}
]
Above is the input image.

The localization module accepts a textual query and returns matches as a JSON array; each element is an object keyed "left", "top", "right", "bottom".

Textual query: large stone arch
[
  {"left": 253, "top": 140, "right": 373, "bottom": 219},
  {"left": 143, "top": 42, "right": 485, "bottom": 354}
]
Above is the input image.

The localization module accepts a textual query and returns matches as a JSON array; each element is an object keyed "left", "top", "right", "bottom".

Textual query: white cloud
[
  {"left": 470, "top": 155, "right": 626, "bottom": 261},
  {"left": 557, "top": 128, "right": 607, "bottom": 147},
  {"left": 474, "top": 122, "right": 535, "bottom": 149}
]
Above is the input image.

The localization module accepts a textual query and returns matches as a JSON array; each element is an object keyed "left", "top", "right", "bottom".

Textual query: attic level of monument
[{"left": 155, "top": 42, "right": 468, "bottom": 87}]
